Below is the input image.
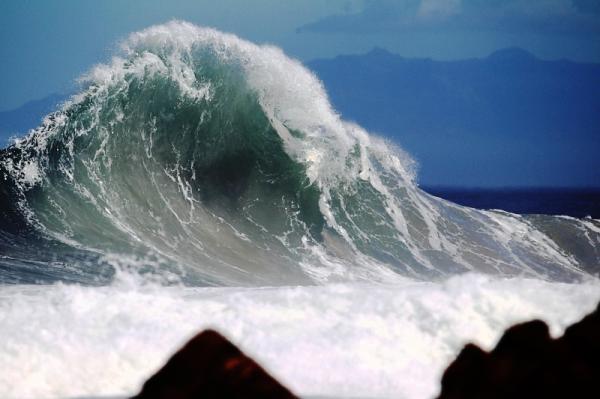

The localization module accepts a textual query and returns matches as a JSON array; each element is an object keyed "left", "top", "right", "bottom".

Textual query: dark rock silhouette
[
  {"left": 132, "top": 330, "right": 297, "bottom": 399},
  {"left": 438, "top": 303, "right": 600, "bottom": 398}
]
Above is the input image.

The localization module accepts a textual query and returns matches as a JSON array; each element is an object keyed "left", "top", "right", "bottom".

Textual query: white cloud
[{"left": 417, "top": 0, "right": 462, "bottom": 20}]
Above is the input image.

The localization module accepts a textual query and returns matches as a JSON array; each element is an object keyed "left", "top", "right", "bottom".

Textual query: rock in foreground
[
  {"left": 438, "top": 303, "right": 600, "bottom": 399},
  {"left": 132, "top": 330, "right": 297, "bottom": 399}
]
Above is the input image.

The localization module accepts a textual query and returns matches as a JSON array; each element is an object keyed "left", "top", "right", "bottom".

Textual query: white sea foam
[{"left": 0, "top": 274, "right": 598, "bottom": 399}]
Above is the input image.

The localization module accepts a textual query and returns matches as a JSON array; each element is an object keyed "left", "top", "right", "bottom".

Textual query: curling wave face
[{"left": 1, "top": 21, "right": 599, "bottom": 286}]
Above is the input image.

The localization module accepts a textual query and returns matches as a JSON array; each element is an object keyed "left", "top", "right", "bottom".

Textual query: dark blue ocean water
[{"left": 423, "top": 187, "right": 600, "bottom": 219}]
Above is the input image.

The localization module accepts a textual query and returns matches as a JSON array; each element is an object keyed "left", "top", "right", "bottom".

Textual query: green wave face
[
  {"left": 1, "top": 22, "right": 598, "bottom": 286},
  {"left": 3, "top": 39, "right": 328, "bottom": 285}
]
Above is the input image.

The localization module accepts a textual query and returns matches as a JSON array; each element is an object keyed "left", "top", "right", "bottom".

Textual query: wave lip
[{"left": 1, "top": 21, "right": 599, "bottom": 285}]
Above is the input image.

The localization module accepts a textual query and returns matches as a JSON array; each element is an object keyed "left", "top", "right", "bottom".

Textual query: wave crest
[{"left": 1, "top": 21, "right": 598, "bottom": 285}]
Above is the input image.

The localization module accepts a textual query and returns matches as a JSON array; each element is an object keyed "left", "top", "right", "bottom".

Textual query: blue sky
[{"left": 1, "top": 0, "right": 599, "bottom": 111}]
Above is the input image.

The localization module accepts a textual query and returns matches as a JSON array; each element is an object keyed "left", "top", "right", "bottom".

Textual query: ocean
[
  {"left": 424, "top": 187, "right": 600, "bottom": 220},
  {"left": 0, "top": 21, "right": 598, "bottom": 399}
]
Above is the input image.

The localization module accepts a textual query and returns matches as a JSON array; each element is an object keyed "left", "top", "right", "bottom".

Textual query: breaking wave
[{"left": 1, "top": 21, "right": 598, "bottom": 286}]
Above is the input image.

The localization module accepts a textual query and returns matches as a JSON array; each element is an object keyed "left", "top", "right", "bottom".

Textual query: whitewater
[{"left": 0, "top": 21, "right": 599, "bottom": 398}]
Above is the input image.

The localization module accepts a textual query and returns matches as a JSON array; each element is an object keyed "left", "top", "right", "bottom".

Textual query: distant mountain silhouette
[
  {"left": 486, "top": 47, "right": 538, "bottom": 63},
  {"left": 0, "top": 93, "right": 68, "bottom": 147},
  {"left": 308, "top": 48, "right": 600, "bottom": 187}
]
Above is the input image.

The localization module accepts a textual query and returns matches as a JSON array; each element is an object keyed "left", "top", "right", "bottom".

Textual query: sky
[{"left": 1, "top": 0, "right": 599, "bottom": 111}]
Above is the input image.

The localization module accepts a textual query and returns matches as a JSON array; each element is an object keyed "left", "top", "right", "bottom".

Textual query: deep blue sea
[{"left": 423, "top": 187, "right": 600, "bottom": 219}]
